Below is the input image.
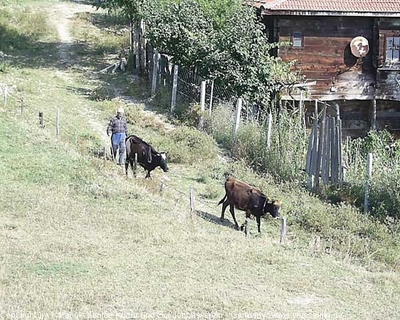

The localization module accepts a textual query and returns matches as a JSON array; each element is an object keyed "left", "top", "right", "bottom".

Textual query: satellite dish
[{"left": 350, "top": 36, "right": 369, "bottom": 58}]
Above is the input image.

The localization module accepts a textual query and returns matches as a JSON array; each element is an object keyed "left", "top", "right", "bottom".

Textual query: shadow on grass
[
  {"left": 194, "top": 210, "right": 238, "bottom": 230},
  {"left": 61, "top": 0, "right": 97, "bottom": 5},
  {"left": 1, "top": 39, "right": 115, "bottom": 72}
]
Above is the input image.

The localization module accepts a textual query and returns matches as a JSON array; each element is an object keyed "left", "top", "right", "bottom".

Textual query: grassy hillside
[{"left": 1, "top": 1, "right": 400, "bottom": 319}]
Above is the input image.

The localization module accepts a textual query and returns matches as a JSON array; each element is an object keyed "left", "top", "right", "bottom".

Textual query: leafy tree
[
  {"left": 196, "top": 0, "right": 242, "bottom": 30},
  {"left": 144, "top": 2, "right": 298, "bottom": 107},
  {"left": 96, "top": 0, "right": 145, "bottom": 20},
  {"left": 214, "top": 5, "right": 299, "bottom": 108},
  {"left": 143, "top": 0, "right": 215, "bottom": 72},
  {"left": 99, "top": 0, "right": 301, "bottom": 110}
]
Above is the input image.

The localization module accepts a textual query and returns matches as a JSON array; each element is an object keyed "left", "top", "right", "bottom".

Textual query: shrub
[
  {"left": 149, "top": 86, "right": 171, "bottom": 112},
  {"left": 344, "top": 130, "right": 400, "bottom": 219},
  {"left": 166, "top": 126, "right": 218, "bottom": 164},
  {"left": 206, "top": 103, "right": 235, "bottom": 149},
  {"left": 209, "top": 105, "right": 308, "bottom": 182},
  {"left": 170, "top": 102, "right": 204, "bottom": 127},
  {"left": 91, "top": 84, "right": 115, "bottom": 101}
]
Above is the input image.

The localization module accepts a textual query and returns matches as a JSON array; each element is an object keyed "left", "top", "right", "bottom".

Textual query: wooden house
[{"left": 252, "top": 0, "right": 400, "bottom": 138}]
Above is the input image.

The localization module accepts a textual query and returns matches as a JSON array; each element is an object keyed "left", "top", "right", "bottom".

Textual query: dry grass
[
  {"left": 2, "top": 174, "right": 400, "bottom": 318},
  {"left": 0, "top": 1, "right": 400, "bottom": 319}
]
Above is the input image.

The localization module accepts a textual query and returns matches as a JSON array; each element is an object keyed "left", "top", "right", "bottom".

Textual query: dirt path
[
  {"left": 48, "top": 2, "right": 111, "bottom": 148},
  {"left": 48, "top": 1, "right": 174, "bottom": 150},
  {"left": 49, "top": 2, "right": 97, "bottom": 63}
]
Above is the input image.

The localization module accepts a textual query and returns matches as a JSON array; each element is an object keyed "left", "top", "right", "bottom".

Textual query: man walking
[{"left": 107, "top": 107, "right": 128, "bottom": 165}]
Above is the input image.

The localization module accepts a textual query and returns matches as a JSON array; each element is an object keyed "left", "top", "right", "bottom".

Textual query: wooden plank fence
[{"left": 305, "top": 100, "right": 344, "bottom": 190}]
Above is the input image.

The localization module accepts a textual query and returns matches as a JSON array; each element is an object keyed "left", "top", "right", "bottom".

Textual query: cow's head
[
  {"left": 264, "top": 199, "right": 281, "bottom": 218},
  {"left": 159, "top": 152, "right": 169, "bottom": 172}
]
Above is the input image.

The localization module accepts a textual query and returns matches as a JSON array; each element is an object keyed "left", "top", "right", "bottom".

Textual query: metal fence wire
[
  {"left": 209, "top": 80, "right": 235, "bottom": 106},
  {"left": 176, "top": 66, "right": 203, "bottom": 105},
  {"left": 145, "top": 45, "right": 236, "bottom": 109}
]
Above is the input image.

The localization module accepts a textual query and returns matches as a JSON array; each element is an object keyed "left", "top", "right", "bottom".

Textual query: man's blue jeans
[{"left": 111, "top": 133, "right": 126, "bottom": 165}]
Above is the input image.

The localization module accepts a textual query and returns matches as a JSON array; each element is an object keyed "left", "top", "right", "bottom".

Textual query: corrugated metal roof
[{"left": 253, "top": 0, "right": 400, "bottom": 14}]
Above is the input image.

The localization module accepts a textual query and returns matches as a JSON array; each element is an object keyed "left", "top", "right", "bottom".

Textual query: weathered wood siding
[
  {"left": 272, "top": 16, "right": 375, "bottom": 100},
  {"left": 263, "top": 14, "right": 400, "bottom": 138},
  {"left": 376, "top": 18, "right": 400, "bottom": 100},
  {"left": 376, "top": 100, "right": 400, "bottom": 138}
]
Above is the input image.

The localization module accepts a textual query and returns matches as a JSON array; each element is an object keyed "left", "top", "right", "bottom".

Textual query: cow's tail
[{"left": 218, "top": 194, "right": 227, "bottom": 206}]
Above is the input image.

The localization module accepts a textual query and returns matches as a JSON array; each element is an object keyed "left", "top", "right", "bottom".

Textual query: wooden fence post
[
  {"left": 307, "top": 100, "right": 319, "bottom": 190},
  {"left": 280, "top": 216, "right": 287, "bottom": 244},
  {"left": 314, "top": 104, "right": 326, "bottom": 189},
  {"left": 3, "top": 85, "right": 8, "bottom": 107},
  {"left": 234, "top": 97, "right": 242, "bottom": 135},
  {"left": 39, "top": 112, "right": 44, "bottom": 128},
  {"left": 232, "top": 97, "right": 243, "bottom": 156},
  {"left": 328, "top": 117, "right": 335, "bottom": 184},
  {"left": 266, "top": 113, "right": 272, "bottom": 150},
  {"left": 170, "top": 64, "right": 178, "bottom": 114},
  {"left": 129, "top": 18, "right": 134, "bottom": 55},
  {"left": 333, "top": 117, "right": 340, "bottom": 184},
  {"left": 306, "top": 115, "right": 317, "bottom": 174},
  {"left": 321, "top": 117, "right": 330, "bottom": 185},
  {"left": 299, "top": 91, "right": 303, "bottom": 129},
  {"left": 371, "top": 99, "right": 377, "bottom": 131},
  {"left": 209, "top": 79, "right": 214, "bottom": 116},
  {"left": 56, "top": 109, "right": 60, "bottom": 140},
  {"left": 364, "top": 153, "right": 373, "bottom": 213},
  {"left": 338, "top": 118, "right": 343, "bottom": 184},
  {"left": 135, "top": 21, "right": 140, "bottom": 71},
  {"left": 151, "top": 50, "right": 159, "bottom": 96},
  {"left": 189, "top": 187, "right": 195, "bottom": 213},
  {"left": 198, "top": 80, "right": 206, "bottom": 130},
  {"left": 139, "top": 19, "right": 146, "bottom": 74}
]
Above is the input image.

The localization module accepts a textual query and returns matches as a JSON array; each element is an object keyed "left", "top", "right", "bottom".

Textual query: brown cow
[{"left": 218, "top": 177, "right": 280, "bottom": 234}]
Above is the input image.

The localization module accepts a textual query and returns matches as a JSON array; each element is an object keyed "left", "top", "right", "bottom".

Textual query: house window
[
  {"left": 292, "top": 32, "right": 303, "bottom": 48},
  {"left": 386, "top": 36, "right": 400, "bottom": 62}
]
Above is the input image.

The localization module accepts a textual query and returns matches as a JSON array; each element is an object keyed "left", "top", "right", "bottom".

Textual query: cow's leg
[
  {"left": 133, "top": 159, "right": 137, "bottom": 178},
  {"left": 220, "top": 200, "right": 229, "bottom": 221},
  {"left": 241, "top": 211, "right": 251, "bottom": 236},
  {"left": 229, "top": 204, "right": 240, "bottom": 230},
  {"left": 125, "top": 159, "right": 129, "bottom": 176},
  {"left": 243, "top": 218, "right": 249, "bottom": 236},
  {"left": 256, "top": 215, "right": 261, "bottom": 233}
]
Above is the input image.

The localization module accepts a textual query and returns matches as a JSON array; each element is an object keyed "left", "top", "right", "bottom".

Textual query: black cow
[
  {"left": 125, "top": 135, "right": 169, "bottom": 178},
  {"left": 218, "top": 177, "right": 280, "bottom": 234}
]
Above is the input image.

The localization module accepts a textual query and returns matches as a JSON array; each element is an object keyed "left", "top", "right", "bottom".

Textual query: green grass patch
[{"left": 26, "top": 261, "right": 90, "bottom": 277}]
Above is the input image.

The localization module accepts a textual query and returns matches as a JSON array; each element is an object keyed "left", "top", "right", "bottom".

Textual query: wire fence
[
  {"left": 144, "top": 46, "right": 274, "bottom": 129},
  {"left": 175, "top": 67, "right": 203, "bottom": 105},
  {"left": 128, "top": 169, "right": 286, "bottom": 240},
  {"left": 0, "top": 83, "right": 108, "bottom": 158},
  {"left": 1, "top": 78, "right": 288, "bottom": 240},
  {"left": 145, "top": 46, "right": 236, "bottom": 111},
  {"left": 0, "top": 84, "right": 279, "bottom": 238}
]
